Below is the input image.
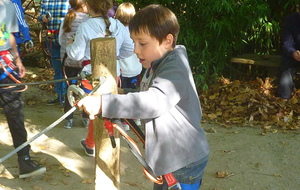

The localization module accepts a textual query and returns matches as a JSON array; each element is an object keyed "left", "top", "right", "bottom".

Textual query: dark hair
[
  {"left": 86, "top": 0, "right": 113, "bottom": 36},
  {"left": 63, "top": 0, "right": 86, "bottom": 33},
  {"left": 129, "top": 4, "right": 179, "bottom": 48}
]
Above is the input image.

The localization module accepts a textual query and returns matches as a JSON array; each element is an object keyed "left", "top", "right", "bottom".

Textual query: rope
[
  {"left": 111, "top": 121, "right": 163, "bottom": 185},
  {"left": 0, "top": 106, "right": 77, "bottom": 163},
  {"left": 0, "top": 76, "right": 82, "bottom": 87},
  {"left": 0, "top": 78, "right": 104, "bottom": 163}
]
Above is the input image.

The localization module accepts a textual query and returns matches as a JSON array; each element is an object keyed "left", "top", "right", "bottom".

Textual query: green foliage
[{"left": 126, "top": 0, "right": 299, "bottom": 91}]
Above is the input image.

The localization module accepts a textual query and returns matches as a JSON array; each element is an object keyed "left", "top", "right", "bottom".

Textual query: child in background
[
  {"left": 58, "top": 0, "right": 90, "bottom": 129},
  {"left": 107, "top": 0, "right": 118, "bottom": 18},
  {"left": 78, "top": 4, "right": 209, "bottom": 189},
  {"left": 115, "top": 2, "right": 142, "bottom": 129},
  {"left": 38, "top": 0, "right": 70, "bottom": 106},
  {"left": 115, "top": 2, "right": 142, "bottom": 90},
  {"left": 65, "top": 0, "right": 134, "bottom": 156}
]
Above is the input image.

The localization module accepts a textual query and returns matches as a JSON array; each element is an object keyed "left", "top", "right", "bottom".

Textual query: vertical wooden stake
[{"left": 90, "top": 37, "right": 119, "bottom": 190}]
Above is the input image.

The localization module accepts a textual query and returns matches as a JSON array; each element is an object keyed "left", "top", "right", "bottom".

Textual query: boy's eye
[{"left": 140, "top": 42, "right": 146, "bottom": 46}]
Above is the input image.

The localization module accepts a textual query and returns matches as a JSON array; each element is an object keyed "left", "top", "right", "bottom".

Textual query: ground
[{"left": 0, "top": 67, "right": 300, "bottom": 190}]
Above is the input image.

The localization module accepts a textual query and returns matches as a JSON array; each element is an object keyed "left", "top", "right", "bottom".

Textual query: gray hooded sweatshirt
[{"left": 102, "top": 45, "right": 210, "bottom": 176}]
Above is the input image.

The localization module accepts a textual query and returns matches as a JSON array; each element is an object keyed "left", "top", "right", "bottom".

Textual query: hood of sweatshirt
[{"left": 85, "top": 17, "right": 122, "bottom": 38}]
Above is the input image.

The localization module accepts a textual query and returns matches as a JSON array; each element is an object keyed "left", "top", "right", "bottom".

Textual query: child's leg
[
  {"left": 153, "top": 156, "right": 208, "bottom": 190},
  {"left": 85, "top": 120, "right": 95, "bottom": 148},
  {"left": 121, "top": 75, "right": 139, "bottom": 89},
  {"left": 63, "top": 67, "right": 77, "bottom": 120}
]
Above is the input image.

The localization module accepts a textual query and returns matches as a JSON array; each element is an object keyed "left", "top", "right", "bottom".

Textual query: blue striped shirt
[{"left": 39, "top": 0, "right": 70, "bottom": 31}]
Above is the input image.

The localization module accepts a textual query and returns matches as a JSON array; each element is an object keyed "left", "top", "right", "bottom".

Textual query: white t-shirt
[
  {"left": 118, "top": 53, "right": 142, "bottom": 78},
  {"left": 0, "top": 0, "right": 18, "bottom": 51}
]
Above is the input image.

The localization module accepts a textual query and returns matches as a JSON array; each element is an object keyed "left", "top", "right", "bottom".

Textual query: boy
[
  {"left": 78, "top": 4, "right": 209, "bottom": 190},
  {"left": 38, "top": 0, "right": 70, "bottom": 105},
  {"left": 277, "top": 11, "right": 300, "bottom": 100},
  {"left": 0, "top": 0, "right": 46, "bottom": 178}
]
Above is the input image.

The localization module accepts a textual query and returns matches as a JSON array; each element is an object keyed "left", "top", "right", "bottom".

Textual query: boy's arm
[
  {"left": 12, "top": 0, "right": 33, "bottom": 50},
  {"left": 10, "top": 34, "right": 25, "bottom": 78},
  {"left": 282, "top": 14, "right": 299, "bottom": 58},
  {"left": 38, "top": 0, "right": 47, "bottom": 22}
]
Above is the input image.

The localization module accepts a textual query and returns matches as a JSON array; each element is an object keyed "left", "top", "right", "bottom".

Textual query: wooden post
[{"left": 90, "top": 37, "right": 119, "bottom": 190}]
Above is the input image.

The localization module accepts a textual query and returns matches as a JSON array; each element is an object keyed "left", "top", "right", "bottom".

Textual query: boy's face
[{"left": 130, "top": 32, "right": 173, "bottom": 69}]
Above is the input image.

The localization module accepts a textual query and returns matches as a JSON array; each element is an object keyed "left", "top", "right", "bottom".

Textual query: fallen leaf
[
  {"left": 215, "top": 171, "right": 235, "bottom": 178},
  {"left": 82, "top": 179, "right": 93, "bottom": 184}
]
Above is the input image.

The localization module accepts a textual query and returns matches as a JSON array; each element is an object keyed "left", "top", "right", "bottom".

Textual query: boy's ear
[{"left": 163, "top": 33, "right": 174, "bottom": 48}]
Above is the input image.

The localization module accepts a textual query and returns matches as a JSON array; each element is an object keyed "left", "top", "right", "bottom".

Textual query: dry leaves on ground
[
  {"left": 23, "top": 68, "right": 55, "bottom": 91},
  {"left": 23, "top": 69, "right": 300, "bottom": 131},
  {"left": 200, "top": 77, "right": 300, "bottom": 130}
]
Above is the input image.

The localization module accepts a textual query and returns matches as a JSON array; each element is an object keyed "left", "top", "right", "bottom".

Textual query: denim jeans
[
  {"left": 46, "top": 40, "right": 66, "bottom": 100},
  {"left": 121, "top": 75, "right": 139, "bottom": 89},
  {"left": 153, "top": 156, "right": 209, "bottom": 190}
]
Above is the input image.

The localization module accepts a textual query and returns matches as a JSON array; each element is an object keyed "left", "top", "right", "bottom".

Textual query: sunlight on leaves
[{"left": 200, "top": 77, "right": 300, "bottom": 130}]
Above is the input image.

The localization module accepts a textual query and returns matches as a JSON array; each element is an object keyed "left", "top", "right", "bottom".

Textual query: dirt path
[
  {"left": 0, "top": 67, "right": 299, "bottom": 190},
  {"left": 201, "top": 124, "right": 300, "bottom": 190}
]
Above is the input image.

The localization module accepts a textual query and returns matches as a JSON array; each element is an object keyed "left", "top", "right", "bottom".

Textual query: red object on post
[{"left": 104, "top": 119, "right": 116, "bottom": 148}]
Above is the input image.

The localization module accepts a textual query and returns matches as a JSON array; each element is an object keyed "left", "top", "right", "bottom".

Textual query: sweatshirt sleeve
[
  {"left": 12, "top": 0, "right": 32, "bottom": 42},
  {"left": 117, "top": 27, "right": 134, "bottom": 60},
  {"left": 66, "top": 24, "right": 88, "bottom": 61},
  {"left": 282, "top": 14, "right": 297, "bottom": 57},
  {"left": 38, "top": 0, "right": 46, "bottom": 21},
  {"left": 102, "top": 62, "right": 185, "bottom": 119},
  {"left": 58, "top": 19, "right": 64, "bottom": 45}
]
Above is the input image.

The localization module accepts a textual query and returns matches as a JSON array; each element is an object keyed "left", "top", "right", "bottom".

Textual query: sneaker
[
  {"left": 122, "top": 121, "right": 130, "bottom": 131},
  {"left": 46, "top": 97, "right": 60, "bottom": 105},
  {"left": 18, "top": 155, "right": 46, "bottom": 178},
  {"left": 134, "top": 119, "right": 142, "bottom": 126},
  {"left": 82, "top": 118, "right": 90, "bottom": 128},
  {"left": 64, "top": 119, "right": 74, "bottom": 129},
  {"left": 80, "top": 139, "right": 94, "bottom": 157}
]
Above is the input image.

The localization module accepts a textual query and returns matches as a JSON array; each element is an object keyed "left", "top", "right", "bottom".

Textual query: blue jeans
[
  {"left": 153, "top": 156, "right": 209, "bottom": 190},
  {"left": 121, "top": 75, "right": 139, "bottom": 89},
  {"left": 46, "top": 40, "right": 66, "bottom": 100}
]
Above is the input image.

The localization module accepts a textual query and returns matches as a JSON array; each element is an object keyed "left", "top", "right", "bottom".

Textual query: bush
[{"left": 127, "top": 0, "right": 300, "bottom": 91}]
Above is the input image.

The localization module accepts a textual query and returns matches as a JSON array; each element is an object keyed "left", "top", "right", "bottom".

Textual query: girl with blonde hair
[{"left": 66, "top": 0, "right": 134, "bottom": 156}]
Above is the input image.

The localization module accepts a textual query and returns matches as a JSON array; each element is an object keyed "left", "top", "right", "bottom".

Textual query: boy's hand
[
  {"left": 25, "top": 40, "right": 34, "bottom": 52},
  {"left": 77, "top": 95, "right": 102, "bottom": 120},
  {"left": 15, "top": 58, "right": 26, "bottom": 78},
  {"left": 42, "top": 16, "right": 50, "bottom": 23},
  {"left": 42, "top": 12, "right": 51, "bottom": 23},
  {"left": 293, "top": 50, "right": 300, "bottom": 61}
]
